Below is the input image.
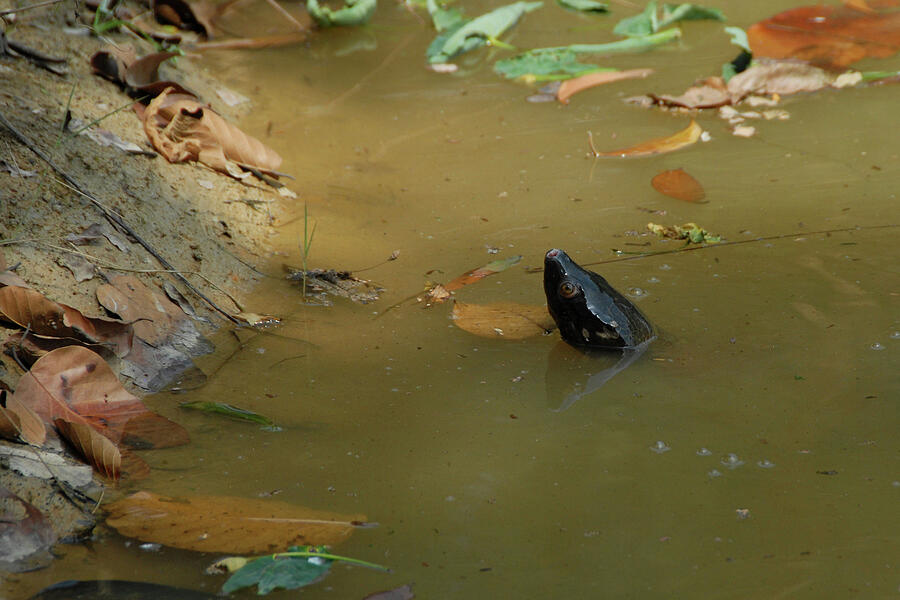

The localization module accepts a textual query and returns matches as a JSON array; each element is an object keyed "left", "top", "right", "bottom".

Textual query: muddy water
[{"left": 10, "top": 1, "right": 900, "bottom": 598}]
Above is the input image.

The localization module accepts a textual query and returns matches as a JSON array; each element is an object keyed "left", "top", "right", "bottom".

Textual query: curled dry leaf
[
  {"left": 153, "top": 0, "right": 220, "bottom": 38},
  {"left": 54, "top": 418, "right": 121, "bottom": 481},
  {"left": 557, "top": 68, "right": 654, "bottom": 104},
  {"left": 105, "top": 491, "right": 369, "bottom": 554},
  {"left": 452, "top": 301, "right": 556, "bottom": 340},
  {"left": 12, "top": 346, "right": 190, "bottom": 450},
  {"left": 90, "top": 46, "right": 194, "bottom": 97},
  {"left": 748, "top": 4, "right": 900, "bottom": 69},
  {"left": 648, "top": 76, "right": 732, "bottom": 109},
  {"left": 0, "top": 392, "right": 46, "bottom": 446},
  {"left": 592, "top": 120, "right": 703, "bottom": 158},
  {"left": 142, "top": 87, "right": 283, "bottom": 177},
  {"left": 651, "top": 168, "right": 706, "bottom": 203},
  {"left": 0, "top": 285, "right": 133, "bottom": 357}
]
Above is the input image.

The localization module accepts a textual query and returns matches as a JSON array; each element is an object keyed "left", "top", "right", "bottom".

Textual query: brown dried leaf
[
  {"left": 105, "top": 491, "right": 369, "bottom": 553},
  {"left": 557, "top": 68, "right": 654, "bottom": 104},
  {"left": 54, "top": 418, "right": 121, "bottom": 480},
  {"left": 0, "top": 392, "right": 47, "bottom": 446},
  {"left": 124, "top": 51, "right": 195, "bottom": 97},
  {"left": 90, "top": 44, "right": 138, "bottom": 84},
  {"left": 452, "top": 301, "right": 556, "bottom": 340},
  {"left": 651, "top": 168, "right": 706, "bottom": 203},
  {"left": 727, "top": 61, "right": 835, "bottom": 98},
  {"left": 142, "top": 87, "right": 282, "bottom": 176},
  {"left": 648, "top": 76, "right": 732, "bottom": 109},
  {"left": 0, "top": 285, "right": 133, "bottom": 357},
  {"left": 12, "top": 346, "right": 189, "bottom": 449},
  {"left": 592, "top": 120, "right": 703, "bottom": 158},
  {"left": 0, "top": 486, "right": 58, "bottom": 570},
  {"left": 153, "top": 0, "right": 220, "bottom": 38}
]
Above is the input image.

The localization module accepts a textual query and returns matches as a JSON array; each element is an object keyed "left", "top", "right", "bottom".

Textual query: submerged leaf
[
  {"left": 614, "top": 1, "right": 724, "bottom": 37},
  {"left": 452, "top": 301, "right": 556, "bottom": 339},
  {"left": 494, "top": 49, "right": 604, "bottom": 81},
  {"left": 222, "top": 548, "right": 332, "bottom": 594},
  {"left": 591, "top": 119, "right": 703, "bottom": 158},
  {"left": 444, "top": 255, "right": 523, "bottom": 291},
  {"left": 306, "top": 0, "right": 376, "bottom": 27},
  {"left": 651, "top": 168, "right": 706, "bottom": 203},
  {"left": 105, "top": 491, "right": 369, "bottom": 553},
  {"left": 557, "top": 0, "right": 607, "bottom": 12},
  {"left": 557, "top": 68, "right": 653, "bottom": 103},
  {"left": 180, "top": 401, "right": 276, "bottom": 428},
  {"left": 427, "top": 1, "right": 543, "bottom": 64}
]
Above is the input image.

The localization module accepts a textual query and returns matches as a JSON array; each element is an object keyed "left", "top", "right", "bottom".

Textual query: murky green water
[{"left": 8, "top": 1, "right": 900, "bottom": 598}]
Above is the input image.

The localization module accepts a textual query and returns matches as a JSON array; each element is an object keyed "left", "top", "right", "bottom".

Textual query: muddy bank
[{"left": 1, "top": 4, "right": 291, "bottom": 574}]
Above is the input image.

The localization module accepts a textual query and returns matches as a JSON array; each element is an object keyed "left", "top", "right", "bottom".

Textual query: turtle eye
[{"left": 558, "top": 281, "right": 579, "bottom": 299}]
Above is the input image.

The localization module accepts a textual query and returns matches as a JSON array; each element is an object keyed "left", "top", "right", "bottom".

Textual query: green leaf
[
  {"left": 556, "top": 0, "right": 607, "bottom": 13},
  {"left": 426, "top": 0, "right": 465, "bottom": 32},
  {"left": 723, "top": 25, "right": 749, "bottom": 52},
  {"left": 180, "top": 401, "right": 277, "bottom": 428},
  {"left": 494, "top": 49, "right": 606, "bottom": 80},
  {"left": 613, "top": 0, "right": 657, "bottom": 37},
  {"left": 540, "top": 27, "right": 681, "bottom": 55},
  {"left": 427, "top": 1, "right": 543, "bottom": 64},
  {"left": 657, "top": 3, "right": 724, "bottom": 30},
  {"left": 306, "top": 0, "right": 376, "bottom": 27},
  {"left": 222, "top": 549, "right": 332, "bottom": 595}
]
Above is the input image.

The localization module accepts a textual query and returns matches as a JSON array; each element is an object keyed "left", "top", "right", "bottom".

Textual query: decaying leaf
[
  {"left": 647, "top": 76, "right": 732, "bottom": 108},
  {"left": 0, "top": 486, "right": 58, "bottom": 572},
  {"left": 12, "top": 346, "right": 190, "bottom": 449},
  {"left": 105, "top": 491, "right": 369, "bottom": 553},
  {"left": 452, "top": 301, "right": 556, "bottom": 340},
  {"left": 647, "top": 221, "right": 721, "bottom": 243},
  {"left": 142, "top": 87, "right": 283, "bottom": 178},
  {"left": 591, "top": 119, "right": 703, "bottom": 158},
  {"left": 153, "top": 0, "right": 219, "bottom": 37},
  {"left": 286, "top": 268, "right": 383, "bottom": 304},
  {"left": 748, "top": 3, "right": 900, "bottom": 70},
  {"left": 557, "top": 68, "right": 653, "bottom": 103},
  {"left": 0, "top": 285, "right": 133, "bottom": 357},
  {"left": 90, "top": 45, "right": 194, "bottom": 97},
  {"left": 445, "top": 255, "right": 522, "bottom": 291},
  {"left": 54, "top": 418, "right": 121, "bottom": 481},
  {"left": 0, "top": 391, "right": 46, "bottom": 446},
  {"left": 651, "top": 168, "right": 706, "bottom": 203},
  {"left": 56, "top": 253, "right": 97, "bottom": 282}
]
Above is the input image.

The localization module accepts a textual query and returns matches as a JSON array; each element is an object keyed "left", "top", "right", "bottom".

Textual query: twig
[
  {"left": 0, "top": 0, "right": 66, "bottom": 15},
  {"left": 0, "top": 109, "right": 242, "bottom": 324},
  {"left": 262, "top": 0, "right": 307, "bottom": 32}
]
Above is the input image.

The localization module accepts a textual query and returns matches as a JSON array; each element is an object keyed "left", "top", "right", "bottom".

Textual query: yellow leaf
[
  {"left": 452, "top": 301, "right": 556, "bottom": 340},
  {"left": 592, "top": 119, "right": 703, "bottom": 158}
]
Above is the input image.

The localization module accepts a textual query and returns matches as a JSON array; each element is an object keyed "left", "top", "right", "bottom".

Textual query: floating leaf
[
  {"left": 427, "top": 1, "right": 543, "bottom": 64},
  {"left": 426, "top": 0, "right": 466, "bottom": 32},
  {"left": 614, "top": 1, "right": 724, "bottom": 37},
  {"left": 452, "top": 301, "right": 556, "bottom": 339},
  {"left": 646, "top": 76, "right": 732, "bottom": 108},
  {"left": 12, "top": 346, "right": 190, "bottom": 449},
  {"left": 747, "top": 4, "right": 900, "bottom": 69},
  {"left": 54, "top": 418, "right": 121, "bottom": 481},
  {"left": 651, "top": 168, "right": 706, "bottom": 203},
  {"left": 557, "top": 0, "right": 607, "bottom": 13},
  {"left": 647, "top": 221, "right": 721, "bottom": 243},
  {"left": 0, "top": 285, "right": 133, "bottom": 357},
  {"left": 105, "top": 491, "right": 369, "bottom": 553},
  {"left": 222, "top": 547, "right": 333, "bottom": 594},
  {"left": 180, "top": 401, "right": 277, "bottom": 428},
  {"left": 444, "top": 255, "right": 523, "bottom": 291},
  {"left": 557, "top": 68, "right": 653, "bottom": 103},
  {"left": 494, "top": 49, "right": 605, "bottom": 81},
  {"left": 364, "top": 584, "right": 416, "bottom": 600},
  {"left": 306, "top": 0, "right": 376, "bottom": 27},
  {"left": 591, "top": 119, "right": 703, "bottom": 158}
]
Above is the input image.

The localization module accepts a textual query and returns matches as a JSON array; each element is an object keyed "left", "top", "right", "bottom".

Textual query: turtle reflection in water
[{"left": 543, "top": 249, "right": 656, "bottom": 410}]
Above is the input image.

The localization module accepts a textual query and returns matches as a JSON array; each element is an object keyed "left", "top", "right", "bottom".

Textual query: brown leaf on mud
[
  {"left": 90, "top": 44, "right": 137, "bottom": 84},
  {"left": 142, "top": 87, "right": 283, "bottom": 177},
  {"left": 557, "top": 68, "right": 654, "bottom": 104},
  {"left": 591, "top": 120, "right": 703, "bottom": 158},
  {"left": 0, "top": 391, "right": 46, "bottom": 446},
  {"left": 153, "top": 0, "right": 219, "bottom": 38},
  {"left": 747, "top": 4, "right": 900, "bottom": 69},
  {"left": 90, "top": 46, "right": 194, "bottom": 97},
  {"left": 0, "top": 285, "right": 133, "bottom": 357},
  {"left": 54, "top": 419, "right": 121, "bottom": 481},
  {"left": 648, "top": 76, "right": 732, "bottom": 109},
  {"left": 452, "top": 301, "right": 556, "bottom": 340},
  {"left": 0, "top": 486, "right": 58, "bottom": 571},
  {"left": 12, "top": 346, "right": 190, "bottom": 449},
  {"left": 105, "top": 491, "right": 369, "bottom": 553},
  {"left": 651, "top": 168, "right": 706, "bottom": 203}
]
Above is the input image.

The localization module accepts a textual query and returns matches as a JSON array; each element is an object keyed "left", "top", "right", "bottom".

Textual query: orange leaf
[
  {"left": 444, "top": 255, "right": 522, "bottom": 292},
  {"left": 105, "top": 491, "right": 369, "bottom": 553},
  {"left": 651, "top": 168, "right": 706, "bottom": 203},
  {"left": 54, "top": 418, "right": 121, "bottom": 481},
  {"left": 0, "top": 285, "right": 133, "bottom": 357},
  {"left": 592, "top": 120, "right": 703, "bottom": 158},
  {"left": 12, "top": 346, "right": 189, "bottom": 449},
  {"left": 557, "top": 68, "right": 653, "bottom": 104},
  {"left": 0, "top": 391, "right": 46, "bottom": 446},
  {"left": 748, "top": 4, "right": 900, "bottom": 69},
  {"left": 452, "top": 301, "right": 556, "bottom": 340}
]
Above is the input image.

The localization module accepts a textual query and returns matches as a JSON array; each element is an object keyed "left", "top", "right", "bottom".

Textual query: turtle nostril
[{"left": 547, "top": 249, "right": 558, "bottom": 257}]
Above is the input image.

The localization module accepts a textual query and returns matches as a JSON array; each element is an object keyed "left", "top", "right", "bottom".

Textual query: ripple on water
[
  {"left": 721, "top": 453, "right": 744, "bottom": 469},
  {"left": 696, "top": 447, "right": 712, "bottom": 456},
  {"left": 757, "top": 460, "right": 776, "bottom": 469},
  {"left": 651, "top": 441, "right": 671, "bottom": 453}
]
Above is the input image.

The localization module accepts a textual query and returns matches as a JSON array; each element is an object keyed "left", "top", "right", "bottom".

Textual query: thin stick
[
  {"left": 262, "top": 0, "right": 307, "bottom": 32},
  {"left": 0, "top": 109, "right": 241, "bottom": 324}
]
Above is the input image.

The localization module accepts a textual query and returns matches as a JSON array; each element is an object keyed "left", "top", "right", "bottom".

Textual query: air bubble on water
[
  {"left": 888, "top": 330, "right": 900, "bottom": 340},
  {"left": 659, "top": 264, "right": 672, "bottom": 271},
  {"left": 139, "top": 543, "right": 162, "bottom": 552},
  {"left": 646, "top": 276, "right": 660, "bottom": 284},
  {"left": 721, "top": 453, "right": 744, "bottom": 469},
  {"left": 870, "top": 343, "right": 885, "bottom": 351},
  {"left": 628, "top": 287, "right": 648, "bottom": 298},
  {"left": 708, "top": 469, "right": 722, "bottom": 478},
  {"left": 651, "top": 440, "right": 671, "bottom": 453},
  {"left": 757, "top": 460, "right": 776, "bottom": 469},
  {"left": 696, "top": 448, "right": 712, "bottom": 456}
]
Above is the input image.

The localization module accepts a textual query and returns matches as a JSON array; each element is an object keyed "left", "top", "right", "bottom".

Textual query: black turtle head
[{"left": 544, "top": 249, "right": 654, "bottom": 349}]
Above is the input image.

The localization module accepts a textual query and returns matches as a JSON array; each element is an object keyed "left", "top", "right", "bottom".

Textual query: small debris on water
[
  {"left": 708, "top": 469, "right": 722, "bottom": 478},
  {"left": 735, "top": 508, "right": 750, "bottom": 520},
  {"left": 696, "top": 447, "right": 712, "bottom": 456},
  {"left": 889, "top": 331, "right": 900, "bottom": 340},
  {"left": 651, "top": 441, "right": 671, "bottom": 454},
  {"left": 721, "top": 453, "right": 744, "bottom": 469},
  {"left": 870, "top": 342, "right": 885, "bottom": 350},
  {"left": 757, "top": 460, "right": 776, "bottom": 469}
]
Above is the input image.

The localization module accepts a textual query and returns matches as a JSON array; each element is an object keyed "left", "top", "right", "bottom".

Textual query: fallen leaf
[
  {"left": 444, "top": 255, "right": 523, "bottom": 291},
  {"left": 557, "top": 0, "right": 607, "bottom": 13},
  {"left": 12, "top": 346, "right": 190, "bottom": 449},
  {"left": 0, "top": 486, "right": 58, "bottom": 572},
  {"left": 557, "top": 68, "right": 654, "bottom": 104},
  {"left": 105, "top": 491, "right": 369, "bottom": 553},
  {"left": 451, "top": 301, "right": 556, "bottom": 339},
  {"left": 142, "top": 87, "right": 283, "bottom": 177},
  {"left": 364, "top": 584, "right": 416, "bottom": 600},
  {"left": 647, "top": 76, "right": 732, "bottom": 108},
  {"left": 153, "top": 0, "right": 219, "bottom": 37},
  {"left": 0, "top": 391, "right": 46, "bottom": 446},
  {"left": 54, "top": 418, "right": 121, "bottom": 481},
  {"left": 647, "top": 221, "right": 721, "bottom": 243},
  {"left": 0, "top": 285, "right": 133, "bottom": 357},
  {"left": 650, "top": 168, "right": 706, "bottom": 203},
  {"left": 56, "top": 253, "right": 97, "bottom": 282},
  {"left": 180, "top": 401, "right": 277, "bottom": 428},
  {"left": 90, "top": 45, "right": 195, "bottom": 97},
  {"left": 727, "top": 60, "right": 837, "bottom": 98},
  {"left": 747, "top": 4, "right": 900, "bottom": 69},
  {"left": 307, "top": 0, "right": 376, "bottom": 27},
  {"left": 427, "top": 1, "right": 543, "bottom": 64},
  {"left": 591, "top": 119, "right": 703, "bottom": 158}
]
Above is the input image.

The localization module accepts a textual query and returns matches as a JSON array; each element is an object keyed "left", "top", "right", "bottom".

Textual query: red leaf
[{"left": 651, "top": 169, "right": 706, "bottom": 203}]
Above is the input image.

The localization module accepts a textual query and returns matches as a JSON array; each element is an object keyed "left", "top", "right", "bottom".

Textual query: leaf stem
[{"left": 268, "top": 551, "right": 390, "bottom": 572}]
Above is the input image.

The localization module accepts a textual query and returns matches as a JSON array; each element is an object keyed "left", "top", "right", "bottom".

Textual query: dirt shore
[{"left": 1, "top": 5, "right": 288, "bottom": 557}]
